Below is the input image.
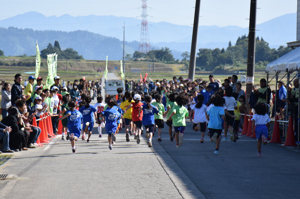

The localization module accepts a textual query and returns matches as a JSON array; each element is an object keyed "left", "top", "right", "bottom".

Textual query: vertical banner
[
  {"left": 53, "top": 54, "right": 57, "bottom": 78},
  {"left": 104, "top": 56, "right": 108, "bottom": 79},
  {"left": 120, "top": 60, "right": 125, "bottom": 79},
  {"left": 46, "top": 54, "right": 55, "bottom": 89},
  {"left": 35, "top": 41, "right": 41, "bottom": 81}
]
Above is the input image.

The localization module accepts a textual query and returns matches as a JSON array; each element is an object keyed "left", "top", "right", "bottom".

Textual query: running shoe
[
  {"left": 214, "top": 150, "right": 219, "bottom": 155},
  {"left": 262, "top": 135, "right": 268, "bottom": 144},
  {"left": 129, "top": 131, "right": 133, "bottom": 136},
  {"left": 257, "top": 152, "right": 262, "bottom": 157},
  {"left": 109, "top": 145, "right": 112, "bottom": 150},
  {"left": 99, "top": 134, "right": 102, "bottom": 138},
  {"left": 112, "top": 141, "right": 115, "bottom": 145},
  {"left": 146, "top": 132, "right": 150, "bottom": 140},
  {"left": 211, "top": 133, "right": 218, "bottom": 143},
  {"left": 87, "top": 139, "right": 89, "bottom": 143},
  {"left": 126, "top": 134, "right": 130, "bottom": 142},
  {"left": 148, "top": 140, "right": 152, "bottom": 147},
  {"left": 61, "top": 136, "right": 65, "bottom": 140},
  {"left": 158, "top": 137, "right": 162, "bottom": 142},
  {"left": 179, "top": 135, "right": 183, "bottom": 147},
  {"left": 170, "top": 136, "right": 173, "bottom": 142},
  {"left": 137, "top": 135, "right": 140, "bottom": 144},
  {"left": 134, "top": 134, "right": 137, "bottom": 140},
  {"left": 72, "top": 147, "right": 76, "bottom": 153},
  {"left": 230, "top": 134, "right": 235, "bottom": 141},
  {"left": 66, "top": 133, "right": 70, "bottom": 140},
  {"left": 111, "top": 133, "right": 116, "bottom": 142},
  {"left": 200, "top": 138, "right": 204, "bottom": 143}
]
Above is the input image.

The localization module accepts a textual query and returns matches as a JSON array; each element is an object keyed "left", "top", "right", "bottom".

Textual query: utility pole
[
  {"left": 66, "top": 59, "right": 67, "bottom": 71},
  {"left": 123, "top": 22, "right": 125, "bottom": 75},
  {"left": 246, "top": 0, "right": 257, "bottom": 110},
  {"left": 188, "top": 0, "right": 201, "bottom": 81}
]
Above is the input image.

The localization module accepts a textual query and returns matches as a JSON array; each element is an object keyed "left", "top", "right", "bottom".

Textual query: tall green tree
[{"left": 0, "top": 49, "right": 4, "bottom": 56}]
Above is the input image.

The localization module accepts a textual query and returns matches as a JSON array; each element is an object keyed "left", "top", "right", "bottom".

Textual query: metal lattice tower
[{"left": 138, "top": 0, "right": 151, "bottom": 53}]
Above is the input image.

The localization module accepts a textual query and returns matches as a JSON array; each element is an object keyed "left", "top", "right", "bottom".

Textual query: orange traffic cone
[
  {"left": 38, "top": 116, "right": 49, "bottom": 143},
  {"left": 32, "top": 117, "right": 43, "bottom": 146},
  {"left": 57, "top": 116, "right": 63, "bottom": 135},
  {"left": 270, "top": 115, "right": 282, "bottom": 143},
  {"left": 246, "top": 116, "right": 253, "bottom": 137},
  {"left": 48, "top": 114, "right": 56, "bottom": 137},
  {"left": 242, "top": 115, "right": 248, "bottom": 135},
  {"left": 284, "top": 116, "right": 297, "bottom": 146}
]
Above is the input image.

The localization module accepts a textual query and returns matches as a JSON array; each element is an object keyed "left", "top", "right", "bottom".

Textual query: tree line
[{"left": 40, "top": 41, "right": 83, "bottom": 59}]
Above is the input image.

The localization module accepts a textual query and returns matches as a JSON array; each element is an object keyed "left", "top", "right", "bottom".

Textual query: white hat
[
  {"left": 156, "top": 82, "right": 160, "bottom": 86},
  {"left": 179, "top": 84, "right": 184, "bottom": 87},
  {"left": 35, "top": 96, "right": 42, "bottom": 100},
  {"left": 51, "top": 86, "right": 59, "bottom": 91},
  {"left": 54, "top": 76, "right": 60, "bottom": 80},
  {"left": 134, "top": 94, "right": 141, "bottom": 101},
  {"left": 62, "top": 86, "right": 67, "bottom": 90}
]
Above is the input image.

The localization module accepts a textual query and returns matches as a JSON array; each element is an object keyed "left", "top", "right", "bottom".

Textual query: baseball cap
[
  {"left": 35, "top": 86, "right": 43, "bottom": 91},
  {"left": 134, "top": 94, "right": 141, "bottom": 101},
  {"left": 37, "top": 77, "right": 43, "bottom": 81},
  {"left": 156, "top": 82, "right": 160, "bottom": 86},
  {"left": 179, "top": 84, "right": 184, "bottom": 87},
  {"left": 28, "top": 76, "right": 35, "bottom": 80},
  {"left": 35, "top": 96, "right": 42, "bottom": 100},
  {"left": 54, "top": 76, "right": 60, "bottom": 80},
  {"left": 62, "top": 86, "right": 67, "bottom": 90},
  {"left": 51, "top": 86, "right": 59, "bottom": 91}
]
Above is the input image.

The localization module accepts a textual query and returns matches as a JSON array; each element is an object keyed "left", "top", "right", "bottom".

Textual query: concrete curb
[{"left": 150, "top": 139, "right": 206, "bottom": 199}]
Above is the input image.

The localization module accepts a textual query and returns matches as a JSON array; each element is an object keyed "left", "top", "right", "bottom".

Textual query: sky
[{"left": 0, "top": 0, "right": 297, "bottom": 27}]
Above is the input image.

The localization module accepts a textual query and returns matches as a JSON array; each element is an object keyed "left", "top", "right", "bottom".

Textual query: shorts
[
  {"left": 208, "top": 128, "right": 222, "bottom": 138},
  {"left": 155, "top": 119, "right": 164, "bottom": 129},
  {"left": 68, "top": 127, "right": 81, "bottom": 138},
  {"left": 166, "top": 120, "right": 173, "bottom": 127},
  {"left": 97, "top": 113, "right": 102, "bottom": 124},
  {"left": 125, "top": 118, "right": 132, "bottom": 125},
  {"left": 145, "top": 125, "right": 154, "bottom": 133},
  {"left": 62, "top": 118, "right": 68, "bottom": 127},
  {"left": 193, "top": 122, "right": 206, "bottom": 132},
  {"left": 174, "top": 126, "right": 185, "bottom": 133},
  {"left": 225, "top": 111, "right": 235, "bottom": 126},
  {"left": 233, "top": 120, "right": 240, "bottom": 132},
  {"left": 255, "top": 125, "right": 268, "bottom": 140},
  {"left": 83, "top": 122, "right": 94, "bottom": 132},
  {"left": 106, "top": 127, "right": 117, "bottom": 135},
  {"left": 133, "top": 121, "right": 143, "bottom": 129}
]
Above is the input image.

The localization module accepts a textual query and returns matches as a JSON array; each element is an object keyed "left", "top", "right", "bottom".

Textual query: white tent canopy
[{"left": 266, "top": 47, "right": 300, "bottom": 73}]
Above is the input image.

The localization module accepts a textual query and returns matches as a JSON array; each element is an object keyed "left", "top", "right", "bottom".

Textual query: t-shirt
[
  {"left": 79, "top": 105, "right": 97, "bottom": 123},
  {"left": 191, "top": 104, "right": 207, "bottom": 123},
  {"left": 102, "top": 107, "right": 121, "bottom": 133},
  {"left": 171, "top": 105, "right": 189, "bottom": 127},
  {"left": 207, "top": 106, "right": 225, "bottom": 129},
  {"left": 252, "top": 114, "right": 270, "bottom": 125},
  {"left": 45, "top": 97, "right": 51, "bottom": 113},
  {"left": 142, "top": 104, "right": 159, "bottom": 126},
  {"left": 166, "top": 101, "right": 176, "bottom": 119},
  {"left": 234, "top": 101, "right": 241, "bottom": 120},
  {"left": 132, "top": 102, "right": 143, "bottom": 122},
  {"left": 120, "top": 100, "right": 135, "bottom": 119},
  {"left": 152, "top": 102, "right": 165, "bottom": 120},
  {"left": 94, "top": 102, "right": 106, "bottom": 114},
  {"left": 209, "top": 82, "right": 219, "bottom": 92},
  {"left": 66, "top": 109, "right": 83, "bottom": 133},
  {"left": 24, "top": 83, "right": 33, "bottom": 101},
  {"left": 224, "top": 96, "right": 237, "bottom": 111}
]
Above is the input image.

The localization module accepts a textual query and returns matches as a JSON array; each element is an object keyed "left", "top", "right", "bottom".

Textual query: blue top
[
  {"left": 207, "top": 106, "right": 225, "bottom": 129},
  {"left": 66, "top": 110, "right": 83, "bottom": 132},
  {"left": 202, "top": 90, "right": 214, "bottom": 105},
  {"left": 279, "top": 86, "right": 287, "bottom": 100},
  {"left": 209, "top": 82, "right": 219, "bottom": 92},
  {"left": 79, "top": 105, "right": 97, "bottom": 123},
  {"left": 142, "top": 103, "right": 159, "bottom": 126},
  {"left": 102, "top": 107, "right": 121, "bottom": 133}
]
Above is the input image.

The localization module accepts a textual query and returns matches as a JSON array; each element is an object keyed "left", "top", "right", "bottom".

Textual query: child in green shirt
[{"left": 152, "top": 94, "right": 165, "bottom": 142}]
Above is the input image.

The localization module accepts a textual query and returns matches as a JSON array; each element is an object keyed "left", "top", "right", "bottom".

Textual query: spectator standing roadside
[
  {"left": 11, "top": 74, "right": 24, "bottom": 106},
  {"left": 32, "top": 77, "right": 43, "bottom": 98},
  {"left": 1, "top": 83, "right": 11, "bottom": 118},
  {"left": 208, "top": 75, "right": 219, "bottom": 92},
  {"left": 235, "top": 82, "right": 245, "bottom": 100},
  {"left": 24, "top": 76, "right": 35, "bottom": 112},
  {"left": 231, "top": 75, "right": 238, "bottom": 93},
  {"left": 50, "top": 76, "right": 62, "bottom": 93}
]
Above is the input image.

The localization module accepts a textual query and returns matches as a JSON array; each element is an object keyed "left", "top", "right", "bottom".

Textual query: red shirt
[{"left": 132, "top": 102, "right": 143, "bottom": 121}]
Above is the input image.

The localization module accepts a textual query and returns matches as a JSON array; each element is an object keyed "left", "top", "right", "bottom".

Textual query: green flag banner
[
  {"left": 46, "top": 54, "right": 55, "bottom": 89},
  {"left": 104, "top": 56, "right": 108, "bottom": 79},
  {"left": 35, "top": 41, "right": 41, "bottom": 81},
  {"left": 120, "top": 60, "right": 125, "bottom": 79},
  {"left": 53, "top": 54, "right": 57, "bottom": 78}
]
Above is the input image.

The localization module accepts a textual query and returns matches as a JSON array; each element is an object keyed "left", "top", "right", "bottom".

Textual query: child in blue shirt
[
  {"left": 59, "top": 101, "right": 83, "bottom": 153},
  {"left": 207, "top": 94, "right": 225, "bottom": 155},
  {"left": 79, "top": 96, "right": 97, "bottom": 143},
  {"left": 101, "top": 96, "right": 121, "bottom": 150},
  {"left": 142, "top": 95, "right": 159, "bottom": 147}
]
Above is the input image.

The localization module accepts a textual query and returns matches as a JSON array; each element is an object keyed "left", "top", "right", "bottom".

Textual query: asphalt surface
[{"left": 0, "top": 73, "right": 299, "bottom": 198}]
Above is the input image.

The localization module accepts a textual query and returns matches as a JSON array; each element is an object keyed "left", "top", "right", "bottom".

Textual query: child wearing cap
[
  {"left": 60, "top": 96, "right": 70, "bottom": 140},
  {"left": 127, "top": 93, "right": 143, "bottom": 144}
]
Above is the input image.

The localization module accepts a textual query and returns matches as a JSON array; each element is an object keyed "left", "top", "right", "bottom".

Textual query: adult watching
[
  {"left": 11, "top": 74, "right": 24, "bottom": 106},
  {"left": 231, "top": 75, "right": 238, "bottom": 92},
  {"left": 70, "top": 83, "right": 79, "bottom": 100},
  {"left": 50, "top": 76, "right": 62, "bottom": 93},
  {"left": 1, "top": 82, "right": 11, "bottom": 118},
  {"left": 208, "top": 74, "right": 219, "bottom": 92}
]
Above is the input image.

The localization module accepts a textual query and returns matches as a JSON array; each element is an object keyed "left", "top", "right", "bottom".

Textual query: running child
[
  {"left": 251, "top": 103, "right": 270, "bottom": 157},
  {"left": 152, "top": 94, "right": 165, "bottom": 142},
  {"left": 223, "top": 86, "right": 237, "bottom": 141},
  {"left": 131, "top": 94, "right": 143, "bottom": 144},
  {"left": 232, "top": 93, "right": 241, "bottom": 142},
  {"left": 59, "top": 101, "right": 83, "bottom": 153},
  {"left": 120, "top": 91, "right": 134, "bottom": 142},
  {"left": 167, "top": 94, "right": 189, "bottom": 149},
  {"left": 60, "top": 96, "right": 69, "bottom": 140},
  {"left": 143, "top": 95, "right": 159, "bottom": 147},
  {"left": 164, "top": 93, "right": 177, "bottom": 141},
  {"left": 94, "top": 96, "right": 106, "bottom": 138},
  {"left": 190, "top": 95, "right": 207, "bottom": 143},
  {"left": 101, "top": 96, "right": 121, "bottom": 150},
  {"left": 206, "top": 95, "right": 225, "bottom": 155},
  {"left": 79, "top": 96, "right": 97, "bottom": 143}
]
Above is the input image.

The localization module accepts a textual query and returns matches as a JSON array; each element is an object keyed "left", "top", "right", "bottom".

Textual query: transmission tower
[{"left": 138, "top": 0, "right": 151, "bottom": 53}]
